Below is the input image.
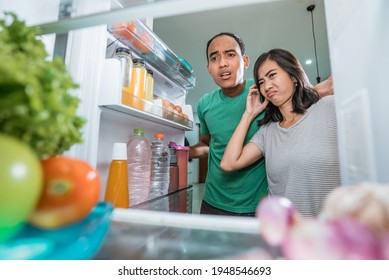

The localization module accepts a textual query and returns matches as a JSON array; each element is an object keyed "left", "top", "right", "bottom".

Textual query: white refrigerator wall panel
[{"left": 325, "top": 0, "right": 389, "bottom": 184}]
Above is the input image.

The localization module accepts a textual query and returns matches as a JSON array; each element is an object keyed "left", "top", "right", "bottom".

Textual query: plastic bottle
[
  {"left": 129, "top": 58, "right": 147, "bottom": 110},
  {"left": 127, "top": 128, "right": 151, "bottom": 206},
  {"left": 150, "top": 133, "right": 170, "bottom": 200},
  {"left": 104, "top": 143, "right": 129, "bottom": 208}
]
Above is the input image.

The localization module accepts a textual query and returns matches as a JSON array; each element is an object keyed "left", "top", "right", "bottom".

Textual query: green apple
[{"left": 0, "top": 134, "right": 43, "bottom": 243}]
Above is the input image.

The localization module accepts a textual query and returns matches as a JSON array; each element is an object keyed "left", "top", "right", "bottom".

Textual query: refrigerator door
[{"left": 325, "top": 0, "right": 389, "bottom": 184}]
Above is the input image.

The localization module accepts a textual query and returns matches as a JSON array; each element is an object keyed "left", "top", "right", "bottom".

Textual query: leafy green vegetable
[{"left": 0, "top": 12, "right": 85, "bottom": 159}]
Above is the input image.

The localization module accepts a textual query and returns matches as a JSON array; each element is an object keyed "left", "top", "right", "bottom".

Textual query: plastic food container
[
  {"left": 169, "top": 142, "right": 190, "bottom": 189},
  {"left": 108, "top": 19, "right": 195, "bottom": 90}
]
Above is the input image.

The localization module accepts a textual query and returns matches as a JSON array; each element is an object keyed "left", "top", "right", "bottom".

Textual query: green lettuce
[{"left": 0, "top": 12, "right": 85, "bottom": 158}]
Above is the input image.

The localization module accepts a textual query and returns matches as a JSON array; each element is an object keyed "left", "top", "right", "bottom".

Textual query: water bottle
[
  {"left": 127, "top": 128, "right": 151, "bottom": 206},
  {"left": 150, "top": 133, "right": 170, "bottom": 200}
]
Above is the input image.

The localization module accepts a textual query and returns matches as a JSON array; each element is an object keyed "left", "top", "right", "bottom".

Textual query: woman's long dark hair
[{"left": 253, "top": 48, "right": 319, "bottom": 126}]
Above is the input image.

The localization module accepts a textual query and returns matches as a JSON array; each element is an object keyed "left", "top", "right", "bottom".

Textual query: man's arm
[
  {"left": 315, "top": 75, "right": 334, "bottom": 98},
  {"left": 189, "top": 134, "right": 210, "bottom": 159}
]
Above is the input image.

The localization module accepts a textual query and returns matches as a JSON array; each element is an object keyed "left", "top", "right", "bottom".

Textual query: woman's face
[{"left": 257, "top": 58, "right": 296, "bottom": 107}]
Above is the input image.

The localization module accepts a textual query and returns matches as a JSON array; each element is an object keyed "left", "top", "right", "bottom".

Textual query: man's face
[{"left": 207, "top": 35, "right": 249, "bottom": 90}]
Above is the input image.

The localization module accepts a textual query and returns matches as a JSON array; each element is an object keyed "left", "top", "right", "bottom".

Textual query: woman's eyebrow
[
  {"left": 265, "top": 69, "right": 276, "bottom": 77},
  {"left": 258, "top": 69, "right": 277, "bottom": 81}
]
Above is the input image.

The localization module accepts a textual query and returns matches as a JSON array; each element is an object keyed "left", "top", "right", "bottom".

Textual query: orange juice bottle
[{"left": 104, "top": 143, "right": 129, "bottom": 208}]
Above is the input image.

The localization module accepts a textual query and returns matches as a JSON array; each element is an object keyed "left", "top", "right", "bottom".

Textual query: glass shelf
[
  {"left": 31, "top": 0, "right": 262, "bottom": 34},
  {"left": 108, "top": 19, "right": 195, "bottom": 90},
  {"left": 100, "top": 97, "right": 193, "bottom": 131},
  {"left": 94, "top": 207, "right": 278, "bottom": 260}
]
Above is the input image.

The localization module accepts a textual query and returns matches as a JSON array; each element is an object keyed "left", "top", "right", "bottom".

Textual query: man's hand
[
  {"left": 189, "top": 134, "right": 210, "bottom": 159},
  {"left": 315, "top": 76, "right": 334, "bottom": 98}
]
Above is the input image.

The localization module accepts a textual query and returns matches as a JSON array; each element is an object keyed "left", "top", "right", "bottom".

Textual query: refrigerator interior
[{"left": 2, "top": 0, "right": 389, "bottom": 260}]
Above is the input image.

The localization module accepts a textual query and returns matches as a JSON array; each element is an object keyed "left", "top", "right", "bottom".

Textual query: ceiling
[{"left": 153, "top": 0, "right": 331, "bottom": 110}]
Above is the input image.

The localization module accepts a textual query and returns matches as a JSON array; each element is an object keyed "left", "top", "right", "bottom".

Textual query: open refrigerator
[
  {"left": 2, "top": 0, "right": 271, "bottom": 203},
  {"left": 0, "top": 0, "right": 276, "bottom": 259},
  {"left": 1, "top": 0, "right": 388, "bottom": 260}
]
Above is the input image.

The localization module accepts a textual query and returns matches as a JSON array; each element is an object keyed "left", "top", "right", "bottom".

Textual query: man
[{"left": 190, "top": 32, "right": 333, "bottom": 216}]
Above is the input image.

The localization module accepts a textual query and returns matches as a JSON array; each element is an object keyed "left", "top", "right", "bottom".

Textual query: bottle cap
[
  {"left": 112, "top": 143, "right": 127, "bottom": 160},
  {"left": 115, "top": 47, "right": 132, "bottom": 55},
  {"left": 169, "top": 141, "right": 190, "bottom": 151},
  {"left": 133, "top": 128, "right": 144, "bottom": 135},
  {"left": 154, "top": 133, "right": 164, "bottom": 139},
  {"left": 146, "top": 68, "right": 153, "bottom": 75},
  {"left": 132, "top": 58, "right": 146, "bottom": 66}
]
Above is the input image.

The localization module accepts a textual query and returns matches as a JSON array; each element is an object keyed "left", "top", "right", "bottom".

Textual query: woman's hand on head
[{"left": 246, "top": 85, "right": 269, "bottom": 118}]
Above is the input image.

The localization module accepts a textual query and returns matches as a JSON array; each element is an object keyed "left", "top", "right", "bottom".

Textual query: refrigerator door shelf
[
  {"left": 108, "top": 19, "right": 195, "bottom": 90},
  {"left": 98, "top": 59, "right": 193, "bottom": 131}
]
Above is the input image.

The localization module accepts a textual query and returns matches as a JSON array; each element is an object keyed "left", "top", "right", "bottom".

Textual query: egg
[
  {"left": 162, "top": 99, "right": 171, "bottom": 108},
  {"left": 166, "top": 104, "right": 175, "bottom": 112},
  {"left": 174, "top": 105, "right": 182, "bottom": 114}
]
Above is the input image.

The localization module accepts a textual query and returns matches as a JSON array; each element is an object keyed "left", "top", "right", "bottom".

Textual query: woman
[{"left": 220, "top": 48, "right": 340, "bottom": 217}]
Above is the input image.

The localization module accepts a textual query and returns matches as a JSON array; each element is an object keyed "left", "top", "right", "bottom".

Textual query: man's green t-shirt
[{"left": 197, "top": 79, "right": 268, "bottom": 213}]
